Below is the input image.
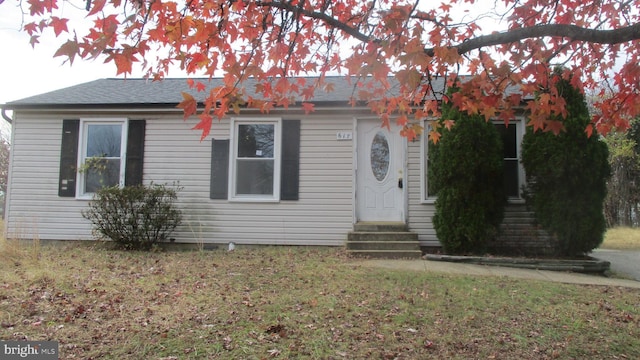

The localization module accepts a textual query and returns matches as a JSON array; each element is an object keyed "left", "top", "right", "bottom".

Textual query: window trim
[
  {"left": 420, "top": 117, "right": 526, "bottom": 204},
  {"left": 228, "top": 118, "right": 282, "bottom": 202},
  {"left": 76, "top": 118, "right": 128, "bottom": 200}
]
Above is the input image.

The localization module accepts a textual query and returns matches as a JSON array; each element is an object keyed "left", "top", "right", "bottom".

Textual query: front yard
[{"left": 0, "top": 239, "right": 638, "bottom": 359}]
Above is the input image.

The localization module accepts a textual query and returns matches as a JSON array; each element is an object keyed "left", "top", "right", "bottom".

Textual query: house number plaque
[{"left": 336, "top": 131, "right": 353, "bottom": 141}]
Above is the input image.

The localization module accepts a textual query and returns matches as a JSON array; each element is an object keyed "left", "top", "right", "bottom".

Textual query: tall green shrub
[
  {"left": 521, "top": 72, "right": 610, "bottom": 257},
  {"left": 431, "top": 97, "right": 506, "bottom": 254}
]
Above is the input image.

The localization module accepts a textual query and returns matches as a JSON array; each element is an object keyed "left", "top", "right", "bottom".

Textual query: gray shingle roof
[
  {"left": 3, "top": 75, "right": 524, "bottom": 111},
  {"left": 3, "top": 76, "right": 428, "bottom": 110}
]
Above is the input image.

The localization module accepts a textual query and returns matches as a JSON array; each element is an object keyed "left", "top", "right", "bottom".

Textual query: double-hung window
[
  {"left": 229, "top": 119, "right": 281, "bottom": 201},
  {"left": 493, "top": 121, "right": 524, "bottom": 199},
  {"left": 77, "top": 119, "right": 127, "bottom": 198},
  {"left": 421, "top": 118, "right": 524, "bottom": 202}
]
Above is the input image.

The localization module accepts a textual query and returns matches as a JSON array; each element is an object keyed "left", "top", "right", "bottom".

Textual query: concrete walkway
[
  {"left": 591, "top": 249, "right": 640, "bottom": 281},
  {"left": 358, "top": 258, "right": 640, "bottom": 289}
]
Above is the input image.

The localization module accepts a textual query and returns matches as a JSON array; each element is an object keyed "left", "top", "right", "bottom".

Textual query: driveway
[{"left": 591, "top": 249, "right": 640, "bottom": 281}]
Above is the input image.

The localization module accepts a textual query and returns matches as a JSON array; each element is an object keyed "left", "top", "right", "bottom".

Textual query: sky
[
  {"left": 0, "top": 1, "right": 131, "bottom": 139},
  {"left": 0, "top": 2, "right": 134, "bottom": 105}
]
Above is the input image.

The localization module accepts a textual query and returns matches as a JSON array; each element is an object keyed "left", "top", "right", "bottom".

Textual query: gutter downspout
[
  {"left": 0, "top": 107, "right": 10, "bottom": 223},
  {"left": 1, "top": 108, "right": 12, "bottom": 124}
]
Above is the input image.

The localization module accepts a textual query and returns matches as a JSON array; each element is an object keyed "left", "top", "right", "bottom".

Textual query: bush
[
  {"left": 431, "top": 97, "right": 506, "bottom": 254},
  {"left": 82, "top": 183, "right": 183, "bottom": 250},
  {"left": 521, "top": 71, "right": 610, "bottom": 257}
]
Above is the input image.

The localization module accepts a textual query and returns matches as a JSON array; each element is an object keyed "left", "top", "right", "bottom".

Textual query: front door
[{"left": 356, "top": 119, "right": 405, "bottom": 222}]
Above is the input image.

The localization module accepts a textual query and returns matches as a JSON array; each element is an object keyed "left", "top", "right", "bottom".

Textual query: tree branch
[
  {"left": 440, "top": 22, "right": 640, "bottom": 57},
  {"left": 255, "top": 1, "right": 640, "bottom": 61},
  {"left": 255, "top": 0, "right": 372, "bottom": 43}
]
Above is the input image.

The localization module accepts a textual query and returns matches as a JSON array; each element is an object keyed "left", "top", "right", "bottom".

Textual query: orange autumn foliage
[{"left": 9, "top": 0, "right": 640, "bottom": 141}]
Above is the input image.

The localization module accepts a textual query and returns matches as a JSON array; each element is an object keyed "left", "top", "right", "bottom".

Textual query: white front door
[{"left": 356, "top": 119, "right": 405, "bottom": 222}]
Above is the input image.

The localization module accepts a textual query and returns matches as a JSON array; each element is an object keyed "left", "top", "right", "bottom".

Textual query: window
[
  {"left": 77, "top": 119, "right": 127, "bottom": 198},
  {"left": 58, "top": 119, "right": 145, "bottom": 198},
  {"left": 421, "top": 119, "right": 524, "bottom": 202},
  {"left": 229, "top": 119, "right": 281, "bottom": 201},
  {"left": 210, "top": 119, "right": 299, "bottom": 201},
  {"left": 493, "top": 122, "right": 524, "bottom": 199},
  {"left": 421, "top": 121, "right": 439, "bottom": 202}
]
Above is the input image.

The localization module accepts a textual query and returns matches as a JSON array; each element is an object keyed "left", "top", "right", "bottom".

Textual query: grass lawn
[
  {"left": 601, "top": 227, "right": 640, "bottom": 250},
  {"left": 0, "top": 241, "right": 638, "bottom": 359}
]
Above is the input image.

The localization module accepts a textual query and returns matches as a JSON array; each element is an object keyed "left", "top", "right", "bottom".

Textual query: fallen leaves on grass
[{"left": 0, "top": 246, "right": 637, "bottom": 359}]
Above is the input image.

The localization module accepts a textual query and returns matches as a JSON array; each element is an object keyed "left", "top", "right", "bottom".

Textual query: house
[{"left": 1, "top": 77, "right": 552, "bottom": 256}]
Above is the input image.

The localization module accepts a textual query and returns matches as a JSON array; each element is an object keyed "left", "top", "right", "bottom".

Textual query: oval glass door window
[{"left": 371, "top": 131, "right": 390, "bottom": 181}]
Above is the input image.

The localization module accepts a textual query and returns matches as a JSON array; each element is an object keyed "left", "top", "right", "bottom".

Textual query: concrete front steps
[
  {"left": 490, "top": 204, "right": 557, "bottom": 256},
  {"left": 346, "top": 222, "right": 422, "bottom": 259}
]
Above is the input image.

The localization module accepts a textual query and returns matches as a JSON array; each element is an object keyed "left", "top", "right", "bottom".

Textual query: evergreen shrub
[
  {"left": 82, "top": 183, "right": 183, "bottom": 250},
  {"left": 431, "top": 98, "right": 506, "bottom": 254},
  {"left": 521, "top": 72, "right": 610, "bottom": 257}
]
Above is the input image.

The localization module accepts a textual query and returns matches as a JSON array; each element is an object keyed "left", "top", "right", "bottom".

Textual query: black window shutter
[
  {"left": 280, "top": 119, "right": 300, "bottom": 200},
  {"left": 58, "top": 119, "right": 80, "bottom": 197},
  {"left": 210, "top": 139, "right": 230, "bottom": 199},
  {"left": 125, "top": 120, "right": 146, "bottom": 186}
]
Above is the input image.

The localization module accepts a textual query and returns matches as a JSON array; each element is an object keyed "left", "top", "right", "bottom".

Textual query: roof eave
[{"left": 2, "top": 100, "right": 360, "bottom": 112}]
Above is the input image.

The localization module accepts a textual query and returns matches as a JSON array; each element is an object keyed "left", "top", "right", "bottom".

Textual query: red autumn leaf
[
  {"left": 176, "top": 92, "right": 197, "bottom": 119},
  {"left": 29, "top": 35, "right": 40, "bottom": 48},
  {"left": 195, "top": 81, "right": 207, "bottom": 92},
  {"left": 301, "top": 86, "right": 315, "bottom": 101},
  {"left": 23, "top": 22, "right": 38, "bottom": 35},
  {"left": 396, "top": 114, "right": 408, "bottom": 126},
  {"left": 442, "top": 119, "right": 455, "bottom": 131},
  {"left": 53, "top": 39, "right": 79, "bottom": 64},
  {"left": 111, "top": 53, "right": 135, "bottom": 75},
  {"left": 86, "top": 0, "right": 106, "bottom": 17},
  {"left": 585, "top": 123, "right": 594, "bottom": 138},
  {"left": 50, "top": 16, "right": 68, "bottom": 36},
  {"left": 428, "top": 129, "right": 442, "bottom": 144},
  {"left": 27, "top": 0, "right": 48, "bottom": 16},
  {"left": 546, "top": 120, "right": 565, "bottom": 135},
  {"left": 301, "top": 102, "right": 315, "bottom": 114},
  {"left": 192, "top": 114, "right": 213, "bottom": 141}
]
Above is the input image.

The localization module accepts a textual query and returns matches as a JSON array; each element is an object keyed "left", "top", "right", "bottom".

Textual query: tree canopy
[{"left": 8, "top": 0, "right": 640, "bottom": 140}]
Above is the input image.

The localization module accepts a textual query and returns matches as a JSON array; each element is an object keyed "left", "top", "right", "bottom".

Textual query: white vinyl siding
[
  {"left": 407, "top": 135, "right": 438, "bottom": 246},
  {"left": 10, "top": 109, "right": 494, "bottom": 247},
  {"left": 149, "top": 114, "right": 354, "bottom": 245},
  {"left": 6, "top": 115, "right": 93, "bottom": 240},
  {"left": 5, "top": 111, "right": 356, "bottom": 245}
]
